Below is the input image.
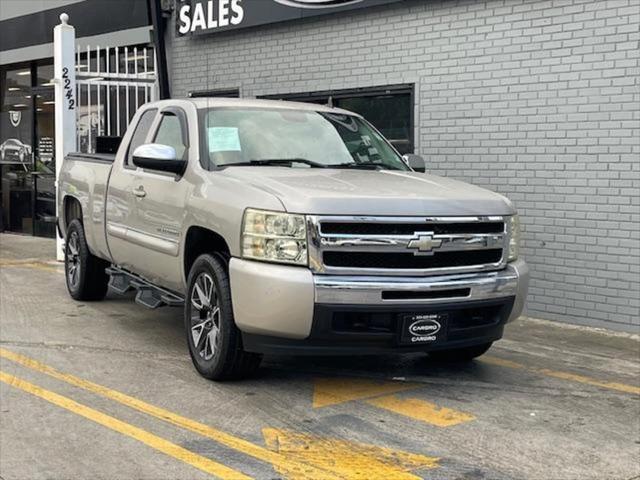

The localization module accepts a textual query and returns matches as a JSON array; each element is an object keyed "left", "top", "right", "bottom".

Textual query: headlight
[
  {"left": 241, "top": 209, "right": 307, "bottom": 265},
  {"left": 507, "top": 214, "right": 520, "bottom": 262}
]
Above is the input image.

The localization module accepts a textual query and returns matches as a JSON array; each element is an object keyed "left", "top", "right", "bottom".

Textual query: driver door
[{"left": 128, "top": 108, "right": 191, "bottom": 291}]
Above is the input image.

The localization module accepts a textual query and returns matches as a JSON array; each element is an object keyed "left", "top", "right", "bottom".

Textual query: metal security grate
[{"left": 75, "top": 44, "right": 157, "bottom": 153}]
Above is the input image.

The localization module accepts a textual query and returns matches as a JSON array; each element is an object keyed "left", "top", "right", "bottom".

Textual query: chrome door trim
[{"left": 107, "top": 222, "right": 179, "bottom": 257}]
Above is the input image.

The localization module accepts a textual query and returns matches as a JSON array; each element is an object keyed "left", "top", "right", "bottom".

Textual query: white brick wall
[{"left": 169, "top": 0, "right": 640, "bottom": 332}]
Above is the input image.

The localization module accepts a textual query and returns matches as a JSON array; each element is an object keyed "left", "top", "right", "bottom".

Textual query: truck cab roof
[{"left": 150, "top": 97, "right": 362, "bottom": 117}]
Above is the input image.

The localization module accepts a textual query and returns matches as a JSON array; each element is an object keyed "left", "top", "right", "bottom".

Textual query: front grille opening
[
  {"left": 329, "top": 301, "right": 511, "bottom": 336},
  {"left": 324, "top": 249, "right": 503, "bottom": 269},
  {"left": 332, "top": 312, "right": 393, "bottom": 334},
  {"left": 320, "top": 222, "right": 504, "bottom": 235},
  {"left": 382, "top": 288, "right": 470, "bottom": 301}
]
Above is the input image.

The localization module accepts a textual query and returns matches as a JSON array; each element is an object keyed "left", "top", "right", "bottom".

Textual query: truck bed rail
[{"left": 65, "top": 152, "right": 116, "bottom": 164}]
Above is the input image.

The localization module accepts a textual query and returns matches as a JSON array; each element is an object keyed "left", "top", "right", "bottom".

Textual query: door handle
[{"left": 133, "top": 186, "right": 146, "bottom": 198}]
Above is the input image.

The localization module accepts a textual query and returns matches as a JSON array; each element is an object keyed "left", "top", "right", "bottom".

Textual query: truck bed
[{"left": 58, "top": 152, "right": 115, "bottom": 261}]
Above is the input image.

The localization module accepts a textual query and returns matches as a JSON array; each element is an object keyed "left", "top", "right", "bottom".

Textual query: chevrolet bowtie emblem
[{"left": 407, "top": 234, "right": 442, "bottom": 255}]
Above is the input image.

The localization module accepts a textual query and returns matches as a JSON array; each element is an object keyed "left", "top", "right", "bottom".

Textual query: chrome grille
[{"left": 307, "top": 216, "right": 509, "bottom": 276}]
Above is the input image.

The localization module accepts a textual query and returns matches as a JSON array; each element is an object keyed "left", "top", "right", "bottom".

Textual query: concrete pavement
[{"left": 1, "top": 233, "right": 639, "bottom": 480}]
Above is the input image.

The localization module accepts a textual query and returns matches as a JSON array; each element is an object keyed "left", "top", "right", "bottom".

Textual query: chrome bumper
[
  {"left": 230, "top": 258, "right": 529, "bottom": 340},
  {"left": 315, "top": 259, "right": 529, "bottom": 322}
]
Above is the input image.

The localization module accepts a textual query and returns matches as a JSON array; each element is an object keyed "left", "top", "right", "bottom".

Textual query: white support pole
[
  {"left": 96, "top": 45, "right": 101, "bottom": 138},
  {"left": 54, "top": 13, "right": 77, "bottom": 261},
  {"left": 76, "top": 44, "right": 80, "bottom": 149}
]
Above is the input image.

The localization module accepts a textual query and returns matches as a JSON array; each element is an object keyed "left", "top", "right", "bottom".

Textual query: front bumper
[{"left": 229, "top": 258, "right": 529, "bottom": 354}]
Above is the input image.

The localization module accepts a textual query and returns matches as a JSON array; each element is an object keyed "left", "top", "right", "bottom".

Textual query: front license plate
[{"left": 399, "top": 313, "right": 448, "bottom": 345}]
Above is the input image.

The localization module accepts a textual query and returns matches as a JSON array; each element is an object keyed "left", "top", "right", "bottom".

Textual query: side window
[
  {"left": 153, "top": 114, "right": 187, "bottom": 160},
  {"left": 126, "top": 109, "right": 157, "bottom": 166}
]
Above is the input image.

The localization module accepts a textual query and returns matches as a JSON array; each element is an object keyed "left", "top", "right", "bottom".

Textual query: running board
[{"left": 106, "top": 266, "right": 184, "bottom": 309}]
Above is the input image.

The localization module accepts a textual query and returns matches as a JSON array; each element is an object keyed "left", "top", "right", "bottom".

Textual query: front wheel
[
  {"left": 428, "top": 342, "right": 493, "bottom": 362},
  {"left": 184, "top": 254, "right": 261, "bottom": 381}
]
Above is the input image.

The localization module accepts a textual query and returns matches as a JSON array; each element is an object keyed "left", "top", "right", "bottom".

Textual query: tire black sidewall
[{"left": 184, "top": 255, "right": 234, "bottom": 378}]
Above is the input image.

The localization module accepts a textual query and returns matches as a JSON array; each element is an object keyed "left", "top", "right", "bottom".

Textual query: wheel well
[
  {"left": 64, "top": 196, "right": 83, "bottom": 232},
  {"left": 184, "top": 226, "right": 231, "bottom": 278}
]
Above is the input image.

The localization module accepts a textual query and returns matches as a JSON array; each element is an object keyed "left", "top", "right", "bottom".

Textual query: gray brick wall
[{"left": 168, "top": 0, "right": 640, "bottom": 332}]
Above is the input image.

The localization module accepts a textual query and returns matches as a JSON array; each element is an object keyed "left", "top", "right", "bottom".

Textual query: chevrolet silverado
[{"left": 58, "top": 98, "right": 529, "bottom": 380}]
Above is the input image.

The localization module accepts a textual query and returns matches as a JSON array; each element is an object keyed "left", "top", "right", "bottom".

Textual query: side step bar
[{"left": 106, "top": 266, "right": 184, "bottom": 309}]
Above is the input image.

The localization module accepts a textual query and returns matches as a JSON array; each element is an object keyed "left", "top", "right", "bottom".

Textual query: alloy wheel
[
  {"left": 67, "top": 232, "right": 81, "bottom": 289},
  {"left": 190, "top": 273, "right": 220, "bottom": 361}
]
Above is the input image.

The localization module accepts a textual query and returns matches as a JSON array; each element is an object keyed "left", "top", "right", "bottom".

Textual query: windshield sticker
[{"left": 208, "top": 127, "right": 241, "bottom": 152}]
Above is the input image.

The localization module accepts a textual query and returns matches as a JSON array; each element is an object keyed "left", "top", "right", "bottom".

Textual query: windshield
[{"left": 199, "top": 107, "right": 409, "bottom": 171}]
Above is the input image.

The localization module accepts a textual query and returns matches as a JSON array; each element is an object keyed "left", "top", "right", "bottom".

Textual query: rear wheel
[
  {"left": 185, "top": 254, "right": 261, "bottom": 380},
  {"left": 428, "top": 342, "right": 493, "bottom": 362},
  {"left": 64, "top": 219, "right": 109, "bottom": 301}
]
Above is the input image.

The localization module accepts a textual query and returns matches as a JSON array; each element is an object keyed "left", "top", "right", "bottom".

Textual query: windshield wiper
[{"left": 232, "top": 158, "right": 328, "bottom": 168}]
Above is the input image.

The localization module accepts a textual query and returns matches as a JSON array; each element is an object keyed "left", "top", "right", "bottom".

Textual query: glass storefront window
[
  {"left": 34, "top": 88, "right": 55, "bottom": 173},
  {"left": 34, "top": 87, "right": 56, "bottom": 237},
  {"left": 1, "top": 66, "right": 34, "bottom": 234},
  {"left": 337, "top": 94, "right": 412, "bottom": 155},
  {"left": 36, "top": 63, "right": 54, "bottom": 88}
]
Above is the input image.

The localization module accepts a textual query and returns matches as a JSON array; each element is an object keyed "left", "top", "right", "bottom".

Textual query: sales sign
[{"left": 176, "top": 0, "right": 407, "bottom": 36}]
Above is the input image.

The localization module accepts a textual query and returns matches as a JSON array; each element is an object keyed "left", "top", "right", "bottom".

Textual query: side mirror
[
  {"left": 132, "top": 144, "right": 185, "bottom": 174},
  {"left": 403, "top": 154, "right": 426, "bottom": 173}
]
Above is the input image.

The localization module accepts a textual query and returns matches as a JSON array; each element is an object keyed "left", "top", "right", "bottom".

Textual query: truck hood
[{"left": 219, "top": 167, "right": 515, "bottom": 216}]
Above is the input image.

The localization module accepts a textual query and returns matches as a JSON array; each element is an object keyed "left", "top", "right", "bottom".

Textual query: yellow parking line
[
  {"left": 482, "top": 356, "right": 640, "bottom": 395},
  {"left": 262, "top": 427, "right": 439, "bottom": 479},
  {"left": 0, "top": 371, "right": 251, "bottom": 480},
  {"left": 0, "top": 348, "right": 348, "bottom": 479},
  {"left": 537, "top": 368, "right": 640, "bottom": 395},
  {"left": 366, "top": 395, "right": 475, "bottom": 427},
  {"left": 0, "top": 259, "right": 62, "bottom": 273},
  {"left": 313, "top": 377, "right": 419, "bottom": 408}
]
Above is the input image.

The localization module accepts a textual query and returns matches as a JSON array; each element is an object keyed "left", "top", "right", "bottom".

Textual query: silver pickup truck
[{"left": 58, "top": 98, "right": 529, "bottom": 380}]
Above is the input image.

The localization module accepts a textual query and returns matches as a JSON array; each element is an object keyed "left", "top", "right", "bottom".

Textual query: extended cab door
[
  {"left": 105, "top": 107, "right": 158, "bottom": 274},
  {"left": 126, "top": 107, "right": 191, "bottom": 291}
]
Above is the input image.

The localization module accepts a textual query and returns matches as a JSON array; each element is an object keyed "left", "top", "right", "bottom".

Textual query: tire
[
  {"left": 184, "top": 254, "right": 262, "bottom": 381},
  {"left": 428, "top": 342, "right": 493, "bottom": 362},
  {"left": 64, "top": 219, "right": 109, "bottom": 301}
]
